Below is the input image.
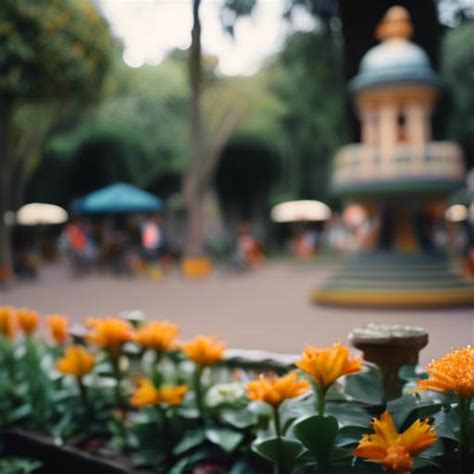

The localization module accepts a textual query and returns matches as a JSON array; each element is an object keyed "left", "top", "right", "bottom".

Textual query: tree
[
  {"left": 274, "top": 30, "right": 348, "bottom": 201},
  {"left": 442, "top": 21, "right": 474, "bottom": 169},
  {"left": 182, "top": 1, "right": 253, "bottom": 258},
  {"left": 0, "top": 0, "right": 113, "bottom": 281},
  {"left": 31, "top": 58, "right": 190, "bottom": 205}
]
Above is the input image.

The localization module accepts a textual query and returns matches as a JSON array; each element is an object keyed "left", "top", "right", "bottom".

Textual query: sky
[{"left": 97, "top": 0, "right": 315, "bottom": 75}]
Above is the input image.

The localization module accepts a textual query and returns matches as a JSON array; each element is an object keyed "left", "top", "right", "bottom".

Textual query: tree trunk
[
  {"left": 0, "top": 102, "right": 12, "bottom": 284},
  {"left": 183, "top": 0, "right": 205, "bottom": 257}
]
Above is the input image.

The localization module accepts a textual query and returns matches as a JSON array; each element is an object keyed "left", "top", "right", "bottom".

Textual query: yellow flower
[
  {"left": 134, "top": 321, "right": 179, "bottom": 352},
  {"left": 296, "top": 342, "right": 362, "bottom": 391},
  {"left": 130, "top": 378, "right": 188, "bottom": 407},
  {"left": 181, "top": 335, "right": 225, "bottom": 366},
  {"left": 47, "top": 314, "right": 69, "bottom": 344},
  {"left": 57, "top": 345, "right": 95, "bottom": 378},
  {"left": 86, "top": 317, "right": 134, "bottom": 354},
  {"left": 353, "top": 411, "right": 436, "bottom": 473},
  {"left": 247, "top": 372, "right": 310, "bottom": 407},
  {"left": 0, "top": 306, "right": 17, "bottom": 339},
  {"left": 416, "top": 346, "right": 474, "bottom": 399},
  {"left": 17, "top": 308, "right": 40, "bottom": 335}
]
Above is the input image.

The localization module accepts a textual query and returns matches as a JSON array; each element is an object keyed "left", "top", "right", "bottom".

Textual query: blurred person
[
  {"left": 234, "top": 222, "right": 263, "bottom": 270},
  {"left": 60, "top": 216, "right": 96, "bottom": 276},
  {"left": 291, "top": 223, "right": 316, "bottom": 258},
  {"left": 141, "top": 214, "right": 165, "bottom": 280},
  {"left": 141, "top": 214, "right": 163, "bottom": 261}
]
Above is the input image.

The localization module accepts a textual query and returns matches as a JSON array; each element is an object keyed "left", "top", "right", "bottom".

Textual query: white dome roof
[{"left": 351, "top": 38, "right": 438, "bottom": 92}]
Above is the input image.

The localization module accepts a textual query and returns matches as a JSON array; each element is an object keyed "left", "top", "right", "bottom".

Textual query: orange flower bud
[
  {"left": 57, "top": 345, "right": 95, "bottom": 378},
  {"left": 47, "top": 314, "right": 69, "bottom": 344},
  {"left": 247, "top": 372, "right": 310, "bottom": 407},
  {"left": 0, "top": 306, "right": 17, "bottom": 339},
  {"left": 134, "top": 321, "right": 179, "bottom": 352},
  {"left": 17, "top": 308, "right": 40, "bottom": 335},
  {"left": 181, "top": 335, "right": 225, "bottom": 366}
]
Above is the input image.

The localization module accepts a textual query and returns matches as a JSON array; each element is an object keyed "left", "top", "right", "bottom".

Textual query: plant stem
[
  {"left": 193, "top": 365, "right": 204, "bottom": 419},
  {"left": 157, "top": 406, "right": 172, "bottom": 465},
  {"left": 111, "top": 352, "right": 123, "bottom": 408},
  {"left": 77, "top": 376, "right": 91, "bottom": 420},
  {"left": 317, "top": 386, "right": 326, "bottom": 416},
  {"left": 111, "top": 351, "right": 128, "bottom": 448},
  {"left": 273, "top": 405, "right": 283, "bottom": 474},
  {"left": 458, "top": 396, "right": 472, "bottom": 474},
  {"left": 315, "top": 386, "right": 329, "bottom": 474}
]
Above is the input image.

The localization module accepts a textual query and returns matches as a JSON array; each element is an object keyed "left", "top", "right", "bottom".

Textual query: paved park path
[{"left": 2, "top": 260, "right": 472, "bottom": 365}]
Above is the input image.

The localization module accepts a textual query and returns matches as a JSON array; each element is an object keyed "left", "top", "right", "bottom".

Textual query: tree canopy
[
  {"left": 442, "top": 21, "right": 474, "bottom": 168},
  {"left": 0, "top": 0, "right": 113, "bottom": 103}
]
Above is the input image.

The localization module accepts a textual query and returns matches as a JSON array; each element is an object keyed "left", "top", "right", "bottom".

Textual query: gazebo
[{"left": 313, "top": 6, "right": 474, "bottom": 308}]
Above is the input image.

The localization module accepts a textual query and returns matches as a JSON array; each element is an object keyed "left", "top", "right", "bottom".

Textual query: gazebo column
[
  {"left": 378, "top": 103, "right": 397, "bottom": 177},
  {"left": 406, "top": 103, "right": 430, "bottom": 174}
]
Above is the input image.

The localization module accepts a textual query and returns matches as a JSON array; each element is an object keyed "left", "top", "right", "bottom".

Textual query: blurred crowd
[{"left": 10, "top": 208, "right": 474, "bottom": 281}]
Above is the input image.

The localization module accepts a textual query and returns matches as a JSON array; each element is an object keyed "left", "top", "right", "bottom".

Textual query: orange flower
[
  {"left": 0, "top": 306, "right": 17, "bottom": 339},
  {"left": 296, "top": 342, "right": 362, "bottom": 391},
  {"left": 134, "top": 321, "right": 179, "bottom": 352},
  {"left": 247, "top": 372, "right": 310, "bottom": 407},
  {"left": 158, "top": 385, "right": 188, "bottom": 406},
  {"left": 130, "top": 378, "right": 188, "bottom": 407},
  {"left": 416, "top": 346, "right": 474, "bottom": 399},
  {"left": 181, "top": 335, "right": 225, "bottom": 366},
  {"left": 57, "top": 345, "right": 95, "bottom": 378},
  {"left": 47, "top": 314, "right": 69, "bottom": 344},
  {"left": 17, "top": 308, "right": 39, "bottom": 335},
  {"left": 353, "top": 411, "right": 436, "bottom": 473},
  {"left": 87, "top": 317, "right": 134, "bottom": 354}
]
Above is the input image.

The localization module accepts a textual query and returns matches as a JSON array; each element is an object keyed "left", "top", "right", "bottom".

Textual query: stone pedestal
[{"left": 349, "top": 324, "right": 428, "bottom": 401}]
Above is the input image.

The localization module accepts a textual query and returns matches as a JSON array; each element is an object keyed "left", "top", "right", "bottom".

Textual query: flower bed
[{"left": 0, "top": 306, "right": 472, "bottom": 473}]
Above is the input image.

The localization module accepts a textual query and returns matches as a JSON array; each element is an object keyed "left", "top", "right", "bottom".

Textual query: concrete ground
[{"left": 1, "top": 260, "right": 472, "bottom": 366}]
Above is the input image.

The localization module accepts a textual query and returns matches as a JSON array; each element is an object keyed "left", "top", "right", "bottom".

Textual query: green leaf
[
  {"left": 399, "top": 365, "right": 427, "bottom": 382},
  {"left": 252, "top": 436, "right": 304, "bottom": 473},
  {"left": 229, "top": 459, "right": 262, "bottom": 474},
  {"left": 387, "top": 395, "right": 441, "bottom": 428},
  {"left": 344, "top": 367, "right": 383, "bottom": 406},
  {"left": 168, "top": 449, "right": 215, "bottom": 474},
  {"left": 151, "top": 370, "right": 163, "bottom": 388},
  {"left": 176, "top": 406, "right": 200, "bottom": 419},
  {"left": 433, "top": 409, "right": 460, "bottom": 442},
  {"left": 132, "top": 448, "right": 166, "bottom": 468},
  {"left": 412, "top": 456, "right": 442, "bottom": 471},
  {"left": 10, "top": 403, "right": 33, "bottom": 422},
  {"left": 325, "top": 402, "right": 372, "bottom": 428},
  {"left": 172, "top": 429, "right": 206, "bottom": 455},
  {"left": 248, "top": 400, "right": 273, "bottom": 418},
  {"left": 421, "top": 439, "right": 445, "bottom": 458},
  {"left": 221, "top": 407, "right": 258, "bottom": 429},
  {"left": 335, "top": 426, "right": 367, "bottom": 447},
  {"left": 293, "top": 415, "right": 339, "bottom": 463},
  {"left": 205, "top": 428, "right": 243, "bottom": 453}
]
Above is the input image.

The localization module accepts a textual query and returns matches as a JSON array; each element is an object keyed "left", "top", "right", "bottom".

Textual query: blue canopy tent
[{"left": 75, "top": 183, "right": 163, "bottom": 214}]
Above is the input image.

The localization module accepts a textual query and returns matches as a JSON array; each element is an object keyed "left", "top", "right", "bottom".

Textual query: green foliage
[
  {"left": 1, "top": 329, "right": 472, "bottom": 473},
  {"left": 252, "top": 436, "right": 304, "bottom": 474},
  {"left": 0, "top": 457, "right": 41, "bottom": 474},
  {"left": 274, "top": 30, "right": 348, "bottom": 200},
  {"left": 293, "top": 414, "right": 339, "bottom": 467},
  {"left": 0, "top": 0, "right": 113, "bottom": 102},
  {"left": 442, "top": 21, "right": 474, "bottom": 167},
  {"left": 32, "top": 59, "right": 189, "bottom": 203},
  {"left": 344, "top": 366, "right": 384, "bottom": 406}
]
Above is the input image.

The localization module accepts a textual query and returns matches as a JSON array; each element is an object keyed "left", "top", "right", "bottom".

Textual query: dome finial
[{"left": 376, "top": 6, "right": 413, "bottom": 41}]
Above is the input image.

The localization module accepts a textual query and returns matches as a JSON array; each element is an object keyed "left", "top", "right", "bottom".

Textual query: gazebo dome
[{"left": 350, "top": 6, "right": 439, "bottom": 92}]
